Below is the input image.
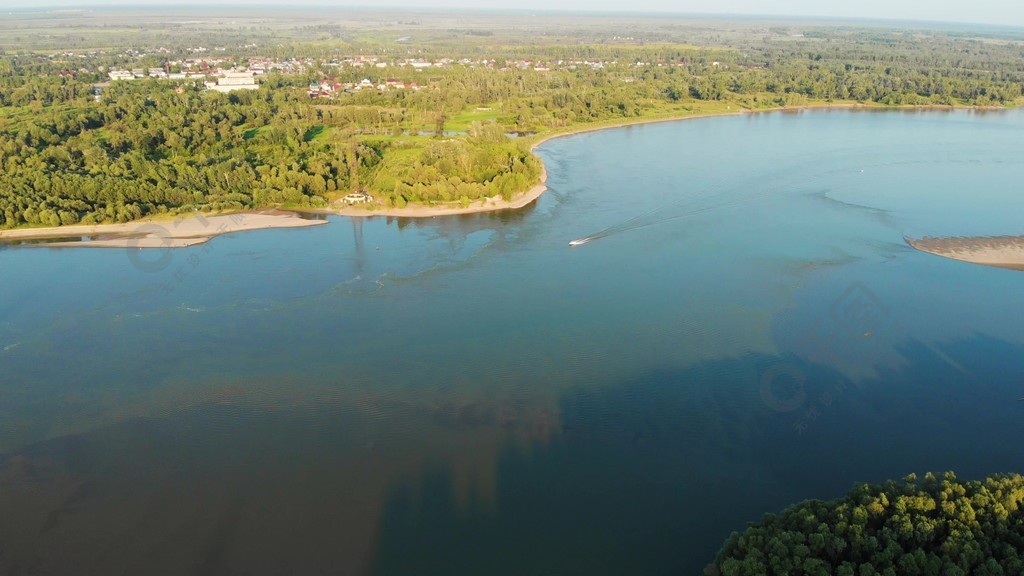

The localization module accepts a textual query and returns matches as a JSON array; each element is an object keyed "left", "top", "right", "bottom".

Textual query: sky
[{"left": 9, "top": 0, "right": 1024, "bottom": 28}]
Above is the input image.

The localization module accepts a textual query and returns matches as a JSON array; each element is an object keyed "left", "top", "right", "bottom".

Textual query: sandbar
[
  {"left": 0, "top": 211, "right": 326, "bottom": 249},
  {"left": 906, "top": 236, "right": 1024, "bottom": 271}
]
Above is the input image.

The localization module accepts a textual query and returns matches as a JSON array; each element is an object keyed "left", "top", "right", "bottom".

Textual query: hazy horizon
[{"left": 6, "top": 0, "right": 1024, "bottom": 28}]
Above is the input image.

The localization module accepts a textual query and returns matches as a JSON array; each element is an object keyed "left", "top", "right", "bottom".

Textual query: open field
[{"left": 5, "top": 6, "right": 1024, "bottom": 53}]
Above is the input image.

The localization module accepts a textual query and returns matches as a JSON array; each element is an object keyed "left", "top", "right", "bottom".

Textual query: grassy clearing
[
  {"left": 241, "top": 126, "right": 265, "bottom": 141},
  {"left": 365, "top": 141, "right": 426, "bottom": 192},
  {"left": 303, "top": 125, "right": 329, "bottom": 142},
  {"left": 446, "top": 105, "right": 510, "bottom": 131}
]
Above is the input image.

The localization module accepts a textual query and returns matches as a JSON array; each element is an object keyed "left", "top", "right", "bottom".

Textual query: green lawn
[
  {"left": 446, "top": 105, "right": 510, "bottom": 132},
  {"left": 303, "top": 125, "right": 330, "bottom": 142}
]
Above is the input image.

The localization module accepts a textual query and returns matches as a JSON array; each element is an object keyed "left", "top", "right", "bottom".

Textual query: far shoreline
[
  {"left": 0, "top": 102, "right": 1017, "bottom": 247},
  {"left": 323, "top": 100, "right": 1008, "bottom": 219}
]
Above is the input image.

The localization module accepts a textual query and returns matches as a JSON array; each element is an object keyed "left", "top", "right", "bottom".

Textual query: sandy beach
[
  {"left": 0, "top": 211, "right": 326, "bottom": 249},
  {"left": 907, "top": 236, "right": 1024, "bottom": 271}
]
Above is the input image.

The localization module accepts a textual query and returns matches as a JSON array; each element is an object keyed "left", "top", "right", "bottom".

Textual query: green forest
[
  {"left": 2, "top": 11, "right": 1023, "bottom": 228},
  {"left": 707, "top": 472, "right": 1024, "bottom": 576},
  {"left": 0, "top": 76, "right": 541, "bottom": 226}
]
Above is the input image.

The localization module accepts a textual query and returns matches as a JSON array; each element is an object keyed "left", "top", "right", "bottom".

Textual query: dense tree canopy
[
  {"left": 0, "top": 74, "right": 540, "bottom": 228},
  {"left": 707, "top": 472, "right": 1024, "bottom": 576}
]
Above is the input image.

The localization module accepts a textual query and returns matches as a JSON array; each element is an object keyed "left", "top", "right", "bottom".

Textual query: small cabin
[{"left": 343, "top": 192, "right": 373, "bottom": 205}]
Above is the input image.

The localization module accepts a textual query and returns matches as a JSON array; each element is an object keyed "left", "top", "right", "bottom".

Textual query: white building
[
  {"left": 343, "top": 192, "right": 373, "bottom": 204},
  {"left": 205, "top": 71, "right": 259, "bottom": 93}
]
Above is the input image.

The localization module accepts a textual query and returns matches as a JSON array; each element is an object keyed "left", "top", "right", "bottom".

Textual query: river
[{"left": 1, "top": 108, "right": 1023, "bottom": 575}]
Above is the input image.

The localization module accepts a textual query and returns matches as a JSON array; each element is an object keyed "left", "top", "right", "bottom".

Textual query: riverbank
[
  {"left": 326, "top": 100, "right": 969, "bottom": 218},
  {"left": 907, "top": 236, "right": 1024, "bottom": 271},
  {"left": 0, "top": 211, "right": 325, "bottom": 248},
  {"left": 1, "top": 103, "right": 1013, "bottom": 245}
]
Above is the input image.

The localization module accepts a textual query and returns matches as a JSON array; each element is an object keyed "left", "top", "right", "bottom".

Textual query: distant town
[{"left": 48, "top": 47, "right": 709, "bottom": 100}]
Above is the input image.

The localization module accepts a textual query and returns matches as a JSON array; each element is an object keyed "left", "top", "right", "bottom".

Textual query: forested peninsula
[{"left": 2, "top": 9, "right": 1023, "bottom": 231}]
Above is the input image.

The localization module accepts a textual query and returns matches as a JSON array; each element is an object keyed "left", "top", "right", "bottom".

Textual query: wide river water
[{"left": 2, "top": 109, "right": 1024, "bottom": 575}]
